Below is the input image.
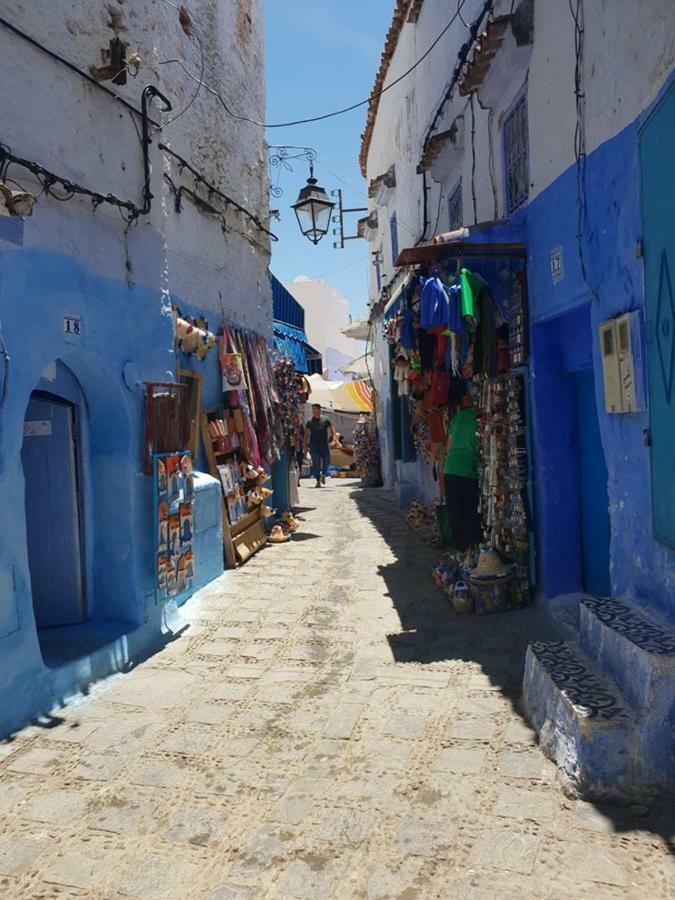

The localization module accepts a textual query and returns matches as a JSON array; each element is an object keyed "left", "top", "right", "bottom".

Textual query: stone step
[
  {"left": 579, "top": 597, "right": 675, "bottom": 789},
  {"left": 523, "top": 640, "right": 636, "bottom": 799},
  {"left": 579, "top": 597, "right": 675, "bottom": 713}
]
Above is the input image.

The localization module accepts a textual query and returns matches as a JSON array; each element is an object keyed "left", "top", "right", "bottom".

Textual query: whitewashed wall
[
  {"left": 0, "top": 0, "right": 271, "bottom": 332},
  {"left": 284, "top": 279, "right": 364, "bottom": 380},
  {"left": 363, "top": 0, "right": 675, "bottom": 304}
]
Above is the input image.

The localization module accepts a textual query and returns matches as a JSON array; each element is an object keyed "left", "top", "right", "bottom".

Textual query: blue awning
[{"left": 273, "top": 321, "right": 320, "bottom": 374}]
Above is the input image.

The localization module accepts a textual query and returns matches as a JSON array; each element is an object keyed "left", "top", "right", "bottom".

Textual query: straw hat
[{"left": 470, "top": 545, "right": 509, "bottom": 579}]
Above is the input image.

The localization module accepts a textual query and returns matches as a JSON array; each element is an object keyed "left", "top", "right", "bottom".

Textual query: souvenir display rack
[
  {"left": 154, "top": 450, "right": 195, "bottom": 599},
  {"left": 201, "top": 410, "right": 267, "bottom": 567},
  {"left": 475, "top": 371, "right": 531, "bottom": 607}
]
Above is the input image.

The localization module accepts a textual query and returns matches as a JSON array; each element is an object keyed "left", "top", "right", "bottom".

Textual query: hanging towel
[{"left": 459, "top": 268, "right": 487, "bottom": 321}]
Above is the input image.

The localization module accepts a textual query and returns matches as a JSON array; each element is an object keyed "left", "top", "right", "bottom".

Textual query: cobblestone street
[{"left": 1, "top": 484, "right": 673, "bottom": 899}]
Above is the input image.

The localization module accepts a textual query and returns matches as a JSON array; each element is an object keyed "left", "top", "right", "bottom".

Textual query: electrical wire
[
  {"left": 159, "top": 1, "right": 471, "bottom": 129},
  {"left": 158, "top": 0, "right": 206, "bottom": 128},
  {"left": 469, "top": 94, "right": 478, "bottom": 223},
  {"left": 569, "top": 0, "right": 598, "bottom": 300}
]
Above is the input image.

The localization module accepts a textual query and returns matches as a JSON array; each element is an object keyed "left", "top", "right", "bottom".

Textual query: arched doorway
[{"left": 21, "top": 361, "right": 86, "bottom": 632}]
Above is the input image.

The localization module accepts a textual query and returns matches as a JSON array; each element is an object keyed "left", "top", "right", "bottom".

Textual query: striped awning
[{"left": 344, "top": 380, "right": 374, "bottom": 412}]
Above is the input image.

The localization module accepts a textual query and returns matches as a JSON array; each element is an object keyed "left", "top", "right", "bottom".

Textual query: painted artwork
[
  {"left": 158, "top": 500, "right": 169, "bottom": 552},
  {"left": 177, "top": 549, "right": 194, "bottom": 593},
  {"left": 180, "top": 502, "right": 193, "bottom": 546},
  {"left": 166, "top": 558, "right": 177, "bottom": 596},
  {"left": 218, "top": 464, "right": 235, "bottom": 496},
  {"left": 157, "top": 458, "right": 167, "bottom": 497},
  {"left": 181, "top": 454, "right": 194, "bottom": 501},
  {"left": 157, "top": 553, "right": 167, "bottom": 592},
  {"left": 168, "top": 514, "right": 180, "bottom": 557},
  {"left": 166, "top": 454, "right": 181, "bottom": 504}
]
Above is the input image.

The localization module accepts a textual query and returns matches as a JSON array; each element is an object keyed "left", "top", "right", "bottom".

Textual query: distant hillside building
[{"left": 284, "top": 277, "right": 363, "bottom": 380}]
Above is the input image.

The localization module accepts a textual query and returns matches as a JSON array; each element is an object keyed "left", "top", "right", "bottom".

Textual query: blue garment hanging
[
  {"left": 419, "top": 271, "right": 450, "bottom": 330},
  {"left": 400, "top": 308, "right": 416, "bottom": 350}
]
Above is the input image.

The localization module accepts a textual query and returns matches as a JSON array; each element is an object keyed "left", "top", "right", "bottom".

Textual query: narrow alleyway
[{"left": 1, "top": 485, "right": 673, "bottom": 899}]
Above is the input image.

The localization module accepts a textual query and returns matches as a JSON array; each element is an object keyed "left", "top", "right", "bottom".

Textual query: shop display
[
  {"left": 173, "top": 306, "right": 216, "bottom": 359},
  {"left": 353, "top": 415, "right": 381, "bottom": 487},
  {"left": 154, "top": 450, "right": 194, "bottom": 598},
  {"left": 385, "top": 256, "right": 532, "bottom": 613}
]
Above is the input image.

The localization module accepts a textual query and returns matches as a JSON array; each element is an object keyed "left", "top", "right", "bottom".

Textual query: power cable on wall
[
  {"left": 469, "top": 94, "right": 478, "bottom": 224},
  {"left": 569, "top": 0, "right": 598, "bottom": 300}
]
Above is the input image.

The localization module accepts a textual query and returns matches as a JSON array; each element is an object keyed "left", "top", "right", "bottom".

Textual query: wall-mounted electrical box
[
  {"left": 616, "top": 310, "right": 646, "bottom": 412},
  {"left": 599, "top": 318, "right": 623, "bottom": 412},
  {"left": 599, "top": 311, "right": 646, "bottom": 413}
]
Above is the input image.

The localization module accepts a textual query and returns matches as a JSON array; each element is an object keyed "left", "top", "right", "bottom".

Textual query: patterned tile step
[
  {"left": 581, "top": 597, "right": 675, "bottom": 656},
  {"left": 527, "top": 641, "right": 631, "bottom": 723}
]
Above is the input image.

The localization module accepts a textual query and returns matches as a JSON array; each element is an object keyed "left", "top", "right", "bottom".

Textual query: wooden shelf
[{"left": 200, "top": 410, "right": 267, "bottom": 568}]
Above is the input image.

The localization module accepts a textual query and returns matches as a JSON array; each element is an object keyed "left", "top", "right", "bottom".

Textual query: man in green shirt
[{"left": 444, "top": 395, "right": 482, "bottom": 551}]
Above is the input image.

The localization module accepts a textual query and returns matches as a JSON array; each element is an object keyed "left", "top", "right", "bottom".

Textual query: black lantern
[{"left": 291, "top": 163, "right": 335, "bottom": 245}]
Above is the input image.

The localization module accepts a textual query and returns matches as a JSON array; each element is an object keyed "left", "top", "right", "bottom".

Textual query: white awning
[
  {"left": 341, "top": 319, "right": 371, "bottom": 341},
  {"left": 339, "top": 353, "right": 373, "bottom": 379}
]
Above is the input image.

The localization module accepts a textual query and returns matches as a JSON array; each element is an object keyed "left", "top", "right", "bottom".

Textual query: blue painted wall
[
  {"left": 524, "top": 79, "right": 675, "bottom": 619},
  {"left": 0, "top": 248, "right": 226, "bottom": 734}
]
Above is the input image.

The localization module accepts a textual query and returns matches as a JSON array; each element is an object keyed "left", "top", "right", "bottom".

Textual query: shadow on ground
[{"left": 351, "top": 485, "right": 675, "bottom": 846}]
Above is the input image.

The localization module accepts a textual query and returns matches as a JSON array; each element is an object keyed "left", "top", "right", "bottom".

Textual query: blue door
[
  {"left": 575, "top": 369, "right": 611, "bottom": 596},
  {"left": 21, "top": 395, "right": 84, "bottom": 626},
  {"left": 640, "top": 84, "right": 675, "bottom": 547}
]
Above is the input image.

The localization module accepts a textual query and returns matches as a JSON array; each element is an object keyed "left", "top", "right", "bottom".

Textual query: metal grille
[
  {"left": 448, "top": 181, "right": 463, "bottom": 231},
  {"left": 503, "top": 92, "right": 529, "bottom": 213}
]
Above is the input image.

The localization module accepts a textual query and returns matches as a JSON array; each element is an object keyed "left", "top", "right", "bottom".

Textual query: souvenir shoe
[{"left": 268, "top": 524, "right": 290, "bottom": 544}]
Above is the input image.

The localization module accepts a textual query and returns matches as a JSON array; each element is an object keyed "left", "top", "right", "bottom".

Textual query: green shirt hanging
[{"left": 444, "top": 407, "right": 479, "bottom": 479}]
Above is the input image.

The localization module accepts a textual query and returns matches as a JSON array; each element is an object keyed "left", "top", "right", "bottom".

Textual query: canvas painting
[{"left": 180, "top": 502, "right": 193, "bottom": 546}]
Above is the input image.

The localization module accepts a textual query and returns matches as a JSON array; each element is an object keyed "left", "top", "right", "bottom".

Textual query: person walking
[
  {"left": 305, "top": 403, "right": 336, "bottom": 487},
  {"left": 444, "top": 394, "right": 482, "bottom": 552}
]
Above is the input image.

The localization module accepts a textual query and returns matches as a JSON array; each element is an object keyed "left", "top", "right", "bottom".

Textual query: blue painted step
[
  {"left": 523, "top": 640, "right": 636, "bottom": 799},
  {"left": 579, "top": 597, "right": 675, "bottom": 787}
]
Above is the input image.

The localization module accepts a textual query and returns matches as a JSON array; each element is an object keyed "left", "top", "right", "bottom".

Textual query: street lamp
[{"left": 291, "top": 162, "right": 335, "bottom": 245}]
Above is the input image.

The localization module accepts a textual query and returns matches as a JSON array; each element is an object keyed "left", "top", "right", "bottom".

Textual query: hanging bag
[{"left": 219, "top": 326, "right": 246, "bottom": 389}]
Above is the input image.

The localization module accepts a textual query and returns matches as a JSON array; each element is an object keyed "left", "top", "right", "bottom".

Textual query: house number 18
[{"left": 63, "top": 316, "right": 83, "bottom": 335}]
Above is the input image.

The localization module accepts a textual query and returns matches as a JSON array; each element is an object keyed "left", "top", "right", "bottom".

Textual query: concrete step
[
  {"left": 523, "top": 640, "right": 636, "bottom": 800},
  {"left": 579, "top": 596, "right": 675, "bottom": 711},
  {"left": 579, "top": 597, "right": 675, "bottom": 787}
]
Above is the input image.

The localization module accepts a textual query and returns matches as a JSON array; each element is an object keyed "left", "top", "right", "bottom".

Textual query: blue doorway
[
  {"left": 22, "top": 390, "right": 85, "bottom": 627},
  {"left": 574, "top": 369, "right": 611, "bottom": 596},
  {"left": 639, "top": 82, "right": 675, "bottom": 547}
]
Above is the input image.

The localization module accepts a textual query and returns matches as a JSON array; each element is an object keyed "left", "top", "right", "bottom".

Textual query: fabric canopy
[
  {"left": 273, "top": 321, "right": 320, "bottom": 374},
  {"left": 307, "top": 373, "right": 373, "bottom": 413},
  {"left": 341, "top": 319, "right": 371, "bottom": 341},
  {"left": 340, "top": 352, "right": 374, "bottom": 379}
]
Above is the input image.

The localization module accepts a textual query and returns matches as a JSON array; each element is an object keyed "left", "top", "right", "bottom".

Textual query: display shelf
[{"left": 200, "top": 410, "right": 266, "bottom": 568}]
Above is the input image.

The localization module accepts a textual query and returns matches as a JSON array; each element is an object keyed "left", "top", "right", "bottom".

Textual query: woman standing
[{"left": 444, "top": 395, "right": 482, "bottom": 552}]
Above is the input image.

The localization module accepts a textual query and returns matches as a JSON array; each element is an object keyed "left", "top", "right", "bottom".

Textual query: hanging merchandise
[
  {"left": 154, "top": 450, "right": 195, "bottom": 599},
  {"left": 475, "top": 371, "right": 531, "bottom": 608},
  {"left": 353, "top": 415, "right": 381, "bottom": 487},
  {"left": 419, "top": 271, "right": 450, "bottom": 331},
  {"left": 174, "top": 306, "right": 216, "bottom": 359},
  {"left": 273, "top": 357, "right": 301, "bottom": 437}
]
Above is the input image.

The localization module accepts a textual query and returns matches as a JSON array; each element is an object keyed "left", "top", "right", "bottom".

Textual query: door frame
[{"left": 26, "top": 388, "right": 87, "bottom": 624}]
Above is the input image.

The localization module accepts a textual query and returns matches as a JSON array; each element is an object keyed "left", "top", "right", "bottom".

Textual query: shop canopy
[
  {"left": 307, "top": 373, "right": 373, "bottom": 413},
  {"left": 341, "top": 319, "right": 371, "bottom": 341},
  {"left": 272, "top": 320, "right": 321, "bottom": 375},
  {"left": 340, "top": 352, "right": 374, "bottom": 379},
  {"left": 271, "top": 273, "right": 321, "bottom": 374}
]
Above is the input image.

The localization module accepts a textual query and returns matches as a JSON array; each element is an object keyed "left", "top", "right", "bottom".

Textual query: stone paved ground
[{"left": 1, "top": 483, "right": 673, "bottom": 899}]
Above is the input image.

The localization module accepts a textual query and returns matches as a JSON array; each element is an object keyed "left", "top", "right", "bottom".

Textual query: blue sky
[{"left": 264, "top": 1, "right": 394, "bottom": 320}]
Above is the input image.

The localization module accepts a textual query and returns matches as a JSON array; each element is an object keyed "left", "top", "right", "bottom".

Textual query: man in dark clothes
[
  {"left": 444, "top": 395, "right": 482, "bottom": 551},
  {"left": 305, "top": 404, "right": 336, "bottom": 487}
]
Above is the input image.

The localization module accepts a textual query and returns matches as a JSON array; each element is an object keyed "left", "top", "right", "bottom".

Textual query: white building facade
[
  {"left": 284, "top": 277, "right": 363, "bottom": 380},
  {"left": 361, "top": 0, "right": 675, "bottom": 796},
  {"left": 0, "top": 1, "right": 271, "bottom": 732}
]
